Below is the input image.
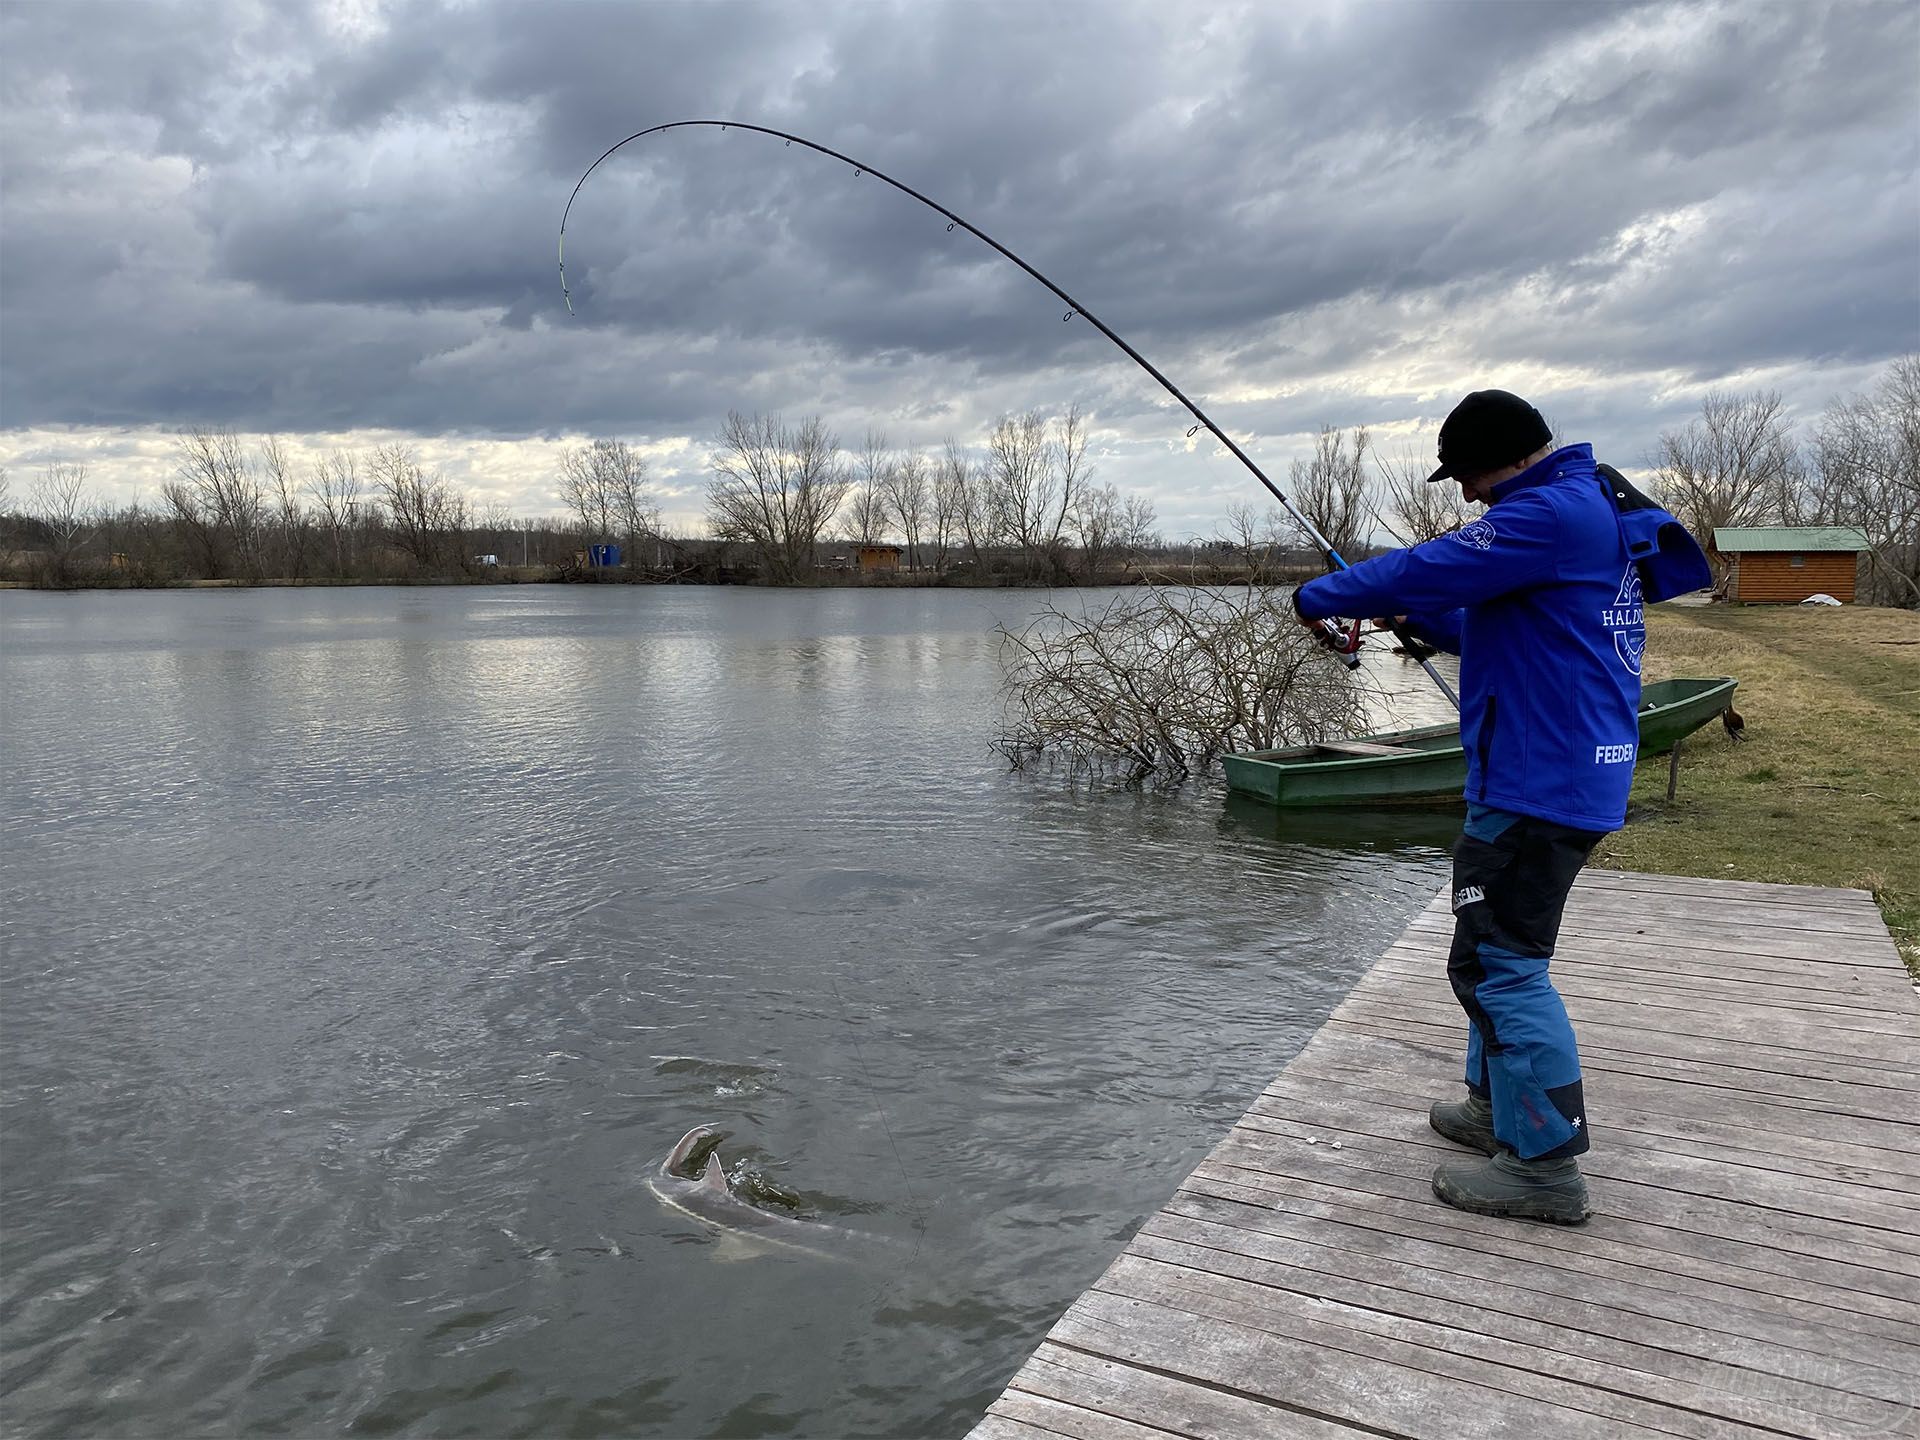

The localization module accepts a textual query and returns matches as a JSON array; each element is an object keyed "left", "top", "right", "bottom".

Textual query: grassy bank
[{"left": 1595, "top": 603, "right": 1920, "bottom": 976}]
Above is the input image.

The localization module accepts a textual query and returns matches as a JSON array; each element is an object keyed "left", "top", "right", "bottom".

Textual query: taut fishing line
[
  {"left": 558, "top": 117, "right": 1461, "bottom": 707},
  {"left": 823, "top": 962, "right": 929, "bottom": 1259}
]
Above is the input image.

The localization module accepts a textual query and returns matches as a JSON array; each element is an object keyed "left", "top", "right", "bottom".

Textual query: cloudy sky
[{"left": 2, "top": 0, "right": 1915, "bottom": 538}]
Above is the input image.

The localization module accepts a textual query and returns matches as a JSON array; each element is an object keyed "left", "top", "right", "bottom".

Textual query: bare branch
[
  {"left": 707, "top": 412, "right": 849, "bottom": 582},
  {"left": 841, "top": 430, "right": 893, "bottom": 546},
  {"left": 1813, "top": 355, "right": 1919, "bottom": 604},
  {"left": 1374, "top": 440, "right": 1471, "bottom": 544},
  {"left": 995, "top": 586, "right": 1372, "bottom": 783},
  {"left": 1651, "top": 390, "right": 1799, "bottom": 552},
  {"left": 882, "top": 450, "right": 931, "bottom": 572},
  {"left": 1290, "top": 425, "right": 1372, "bottom": 565},
  {"left": 371, "top": 443, "right": 466, "bottom": 573}
]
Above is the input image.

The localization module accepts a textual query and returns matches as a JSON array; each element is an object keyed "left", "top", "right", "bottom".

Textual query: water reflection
[
  {"left": 1, "top": 586, "right": 1452, "bottom": 1439},
  {"left": 1218, "top": 792, "right": 1465, "bottom": 855}
]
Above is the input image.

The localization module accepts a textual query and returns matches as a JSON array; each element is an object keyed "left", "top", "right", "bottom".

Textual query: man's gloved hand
[
  {"left": 1292, "top": 588, "right": 1364, "bottom": 663},
  {"left": 1370, "top": 615, "right": 1436, "bottom": 661},
  {"left": 1291, "top": 586, "right": 1333, "bottom": 645}
]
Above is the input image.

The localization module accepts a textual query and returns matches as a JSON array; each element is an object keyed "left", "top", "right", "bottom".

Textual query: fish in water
[{"left": 646, "top": 1125, "right": 898, "bottom": 1263}]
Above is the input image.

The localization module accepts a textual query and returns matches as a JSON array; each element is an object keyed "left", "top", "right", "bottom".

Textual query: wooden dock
[{"left": 970, "top": 869, "right": 1920, "bottom": 1440}]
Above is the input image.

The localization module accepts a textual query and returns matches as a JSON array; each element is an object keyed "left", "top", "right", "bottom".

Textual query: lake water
[{"left": 0, "top": 586, "right": 1458, "bottom": 1438}]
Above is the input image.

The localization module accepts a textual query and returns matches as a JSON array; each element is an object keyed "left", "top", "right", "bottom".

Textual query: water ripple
[{"left": 0, "top": 586, "right": 1450, "bottom": 1438}]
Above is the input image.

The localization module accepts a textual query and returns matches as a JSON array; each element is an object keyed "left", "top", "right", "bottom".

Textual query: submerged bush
[{"left": 994, "top": 585, "right": 1372, "bottom": 783}]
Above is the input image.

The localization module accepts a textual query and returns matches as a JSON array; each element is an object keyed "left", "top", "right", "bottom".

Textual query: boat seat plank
[{"left": 1313, "top": 739, "right": 1416, "bottom": 757}]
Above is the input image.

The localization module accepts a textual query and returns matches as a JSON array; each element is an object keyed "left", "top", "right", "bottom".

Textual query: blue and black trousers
[{"left": 1448, "top": 804, "right": 1604, "bottom": 1161}]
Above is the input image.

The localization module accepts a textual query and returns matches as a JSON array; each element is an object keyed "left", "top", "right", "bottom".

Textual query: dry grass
[{"left": 1594, "top": 604, "right": 1920, "bottom": 976}]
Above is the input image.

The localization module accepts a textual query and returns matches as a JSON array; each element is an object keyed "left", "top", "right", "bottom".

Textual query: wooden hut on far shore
[{"left": 1711, "top": 526, "right": 1869, "bottom": 603}]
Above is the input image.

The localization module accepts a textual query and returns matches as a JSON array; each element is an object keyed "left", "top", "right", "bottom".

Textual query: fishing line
[
  {"left": 557, "top": 118, "right": 1460, "bottom": 709},
  {"left": 822, "top": 963, "right": 929, "bottom": 1252}
]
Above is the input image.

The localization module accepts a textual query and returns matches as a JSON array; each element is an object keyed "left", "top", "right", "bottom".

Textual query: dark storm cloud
[{"left": 1, "top": 0, "right": 1914, "bottom": 495}]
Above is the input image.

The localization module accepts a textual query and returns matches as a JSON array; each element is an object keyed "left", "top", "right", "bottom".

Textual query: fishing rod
[{"left": 558, "top": 119, "right": 1460, "bottom": 710}]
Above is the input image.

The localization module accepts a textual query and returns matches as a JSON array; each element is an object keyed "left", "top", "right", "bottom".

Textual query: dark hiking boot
[
  {"left": 1428, "top": 1090, "right": 1497, "bottom": 1155},
  {"left": 1432, "top": 1151, "right": 1591, "bottom": 1225}
]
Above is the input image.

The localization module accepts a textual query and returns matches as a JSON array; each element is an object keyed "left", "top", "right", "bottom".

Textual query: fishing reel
[{"left": 1303, "top": 615, "right": 1365, "bottom": 669}]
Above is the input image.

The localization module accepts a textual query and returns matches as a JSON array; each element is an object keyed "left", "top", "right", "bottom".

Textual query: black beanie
[{"left": 1426, "top": 390, "right": 1553, "bottom": 482}]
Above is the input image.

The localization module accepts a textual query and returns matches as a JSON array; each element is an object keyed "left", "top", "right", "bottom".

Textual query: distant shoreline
[{"left": 0, "top": 564, "right": 1317, "bottom": 593}]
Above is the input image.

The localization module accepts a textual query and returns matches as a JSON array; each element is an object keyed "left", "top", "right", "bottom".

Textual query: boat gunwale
[
  {"left": 1236, "top": 725, "right": 1462, "bottom": 770},
  {"left": 1229, "top": 676, "right": 1738, "bottom": 774}
]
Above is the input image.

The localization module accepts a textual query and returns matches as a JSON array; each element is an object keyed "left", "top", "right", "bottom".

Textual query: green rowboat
[{"left": 1221, "top": 676, "right": 1739, "bottom": 808}]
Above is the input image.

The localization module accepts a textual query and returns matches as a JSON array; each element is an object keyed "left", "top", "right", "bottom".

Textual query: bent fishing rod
[{"left": 559, "top": 119, "right": 1461, "bottom": 710}]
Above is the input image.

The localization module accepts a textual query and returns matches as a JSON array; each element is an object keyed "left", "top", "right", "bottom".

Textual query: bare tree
[
  {"left": 474, "top": 500, "right": 515, "bottom": 564},
  {"left": 160, "top": 480, "right": 220, "bottom": 578},
  {"left": 1815, "top": 355, "right": 1920, "bottom": 604},
  {"left": 559, "top": 440, "right": 616, "bottom": 547},
  {"left": 1773, "top": 458, "right": 1851, "bottom": 528},
  {"left": 1374, "top": 440, "right": 1472, "bottom": 544},
  {"left": 987, "top": 405, "right": 1090, "bottom": 582},
  {"left": 605, "top": 446, "right": 661, "bottom": 568},
  {"left": 29, "top": 461, "right": 94, "bottom": 580},
  {"left": 882, "top": 451, "right": 931, "bottom": 572},
  {"left": 372, "top": 443, "right": 466, "bottom": 573},
  {"left": 986, "top": 410, "right": 1051, "bottom": 575},
  {"left": 841, "top": 430, "right": 893, "bottom": 546},
  {"left": 1651, "top": 390, "right": 1800, "bottom": 574},
  {"left": 307, "top": 451, "right": 363, "bottom": 576},
  {"left": 559, "top": 438, "right": 657, "bottom": 569},
  {"left": 706, "top": 412, "right": 850, "bottom": 583},
  {"left": 99, "top": 499, "right": 162, "bottom": 579},
  {"left": 930, "top": 440, "right": 972, "bottom": 575},
  {"left": 1291, "top": 425, "right": 1372, "bottom": 567},
  {"left": 1120, "top": 492, "right": 1160, "bottom": 560},
  {"left": 260, "top": 434, "right": 311, "bottom": 579},
  {"left": 1069, "top": 482, "right": 1119, "bottom": 583},
  {"left": 172, "top": 428, "right": 266, "bottom": 579},
  {"left": 1056, "top": 404, "right": 1093, "bottom": 572},
  {"left": 1216, "top": 500, "right": 1289, "bottom": 582},
  {"left": 1071, "top": 481, "right": 1155, "bottom": 583},
  {"left": 995, "top": 585, "right": 1370, "bottom": 783},
  {"left": 947, "top": 437, "right": 999, "bottom": 574}
]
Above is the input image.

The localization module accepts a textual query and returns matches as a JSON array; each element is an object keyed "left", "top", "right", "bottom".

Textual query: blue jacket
[{"left": 1295, "top": 444, "right": 1685, "bottom": 833}]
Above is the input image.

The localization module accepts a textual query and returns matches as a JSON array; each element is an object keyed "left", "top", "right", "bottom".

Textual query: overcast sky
[{"left": 2, "top": 0, "right": 1915, "bottom": 537}]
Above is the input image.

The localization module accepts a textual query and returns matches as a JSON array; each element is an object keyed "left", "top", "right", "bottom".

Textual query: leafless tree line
[
  {"left": 1214, "top": 425, "right": 1475, "bottom": 580},
  {"left": 1219, "top": 357, "right": 1917, "bottom": 607},
  {"left": 1, "top": 429, "right": 669, "bottom": 587},
  {"left": 1650, "top": 358, "right": 1920, "bottom": 604},
  {"left": 17, "top": 359, "right": 1908, "bottom": 599},
  {"left": 559, "top": 437, "right": 663, "bottom": 569},
  {"left": 709, "top": 404, "right": 1160, "bottom": 584}
]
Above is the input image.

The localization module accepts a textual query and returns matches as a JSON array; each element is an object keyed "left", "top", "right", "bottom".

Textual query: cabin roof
[{"left": 1711, "top": 526, "right": 1869, "bottom": 554}]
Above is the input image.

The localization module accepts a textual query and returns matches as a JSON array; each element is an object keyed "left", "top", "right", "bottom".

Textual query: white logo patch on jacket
[
  {"left": 1601, "top": 564, "right": 1646, "bottom": 675},
  {"left": 1452, "top": 518, "right": 1497, "bottom": 551}
]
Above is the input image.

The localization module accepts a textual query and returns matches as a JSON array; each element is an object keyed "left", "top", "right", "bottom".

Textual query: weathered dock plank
[{"left": 969, "top": 871, "right": 1920, "bottom": 1440}]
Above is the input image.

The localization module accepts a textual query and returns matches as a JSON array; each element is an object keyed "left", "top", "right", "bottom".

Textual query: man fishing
[
  {"left": 1292, "top": 389, "right": 1706, "bottom": 1225},
  {"left": 561, "top": 126, "right": 1706, "bottom": 1222}
]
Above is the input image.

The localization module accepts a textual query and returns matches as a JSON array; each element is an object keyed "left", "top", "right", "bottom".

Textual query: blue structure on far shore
[{"left": 589, "top": 544, "right": 622, "bottom": 568}]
